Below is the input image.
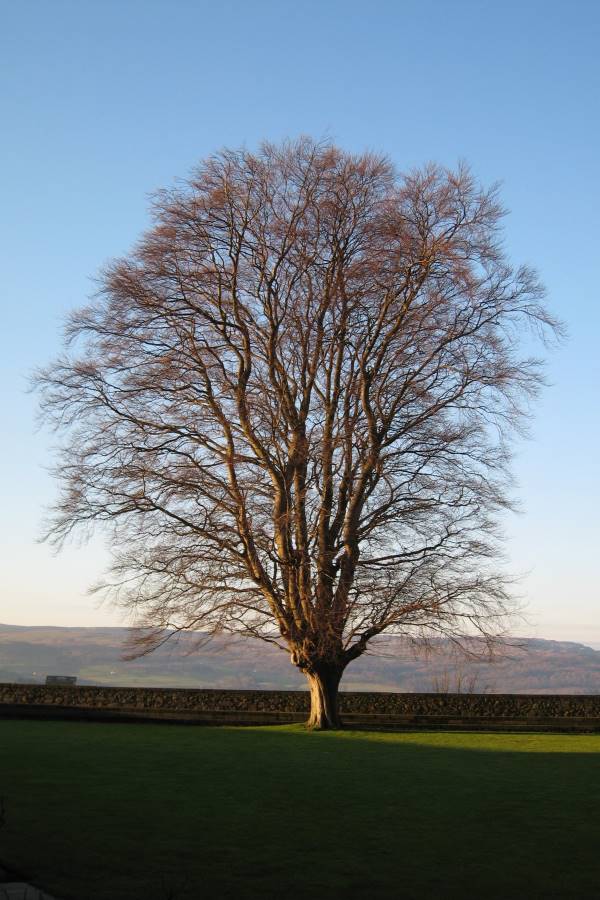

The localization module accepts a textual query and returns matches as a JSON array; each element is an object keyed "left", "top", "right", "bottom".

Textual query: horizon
[
  {"left": 1, "top": 621, "right": 599, "bottom": 654},
  {"left": 2, "top": 621, "right": 599, "bottom": 696},
  {"left": 2, "top": 0, "right": 599, "bottom": 645}
]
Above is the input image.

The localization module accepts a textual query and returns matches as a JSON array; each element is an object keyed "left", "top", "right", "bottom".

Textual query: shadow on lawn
[{"left": 0, "top": 721, "right": 599, "bottom": 900}]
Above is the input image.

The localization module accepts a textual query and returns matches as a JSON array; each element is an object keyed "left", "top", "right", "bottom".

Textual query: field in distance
[{"left": 1, "top": 623, "right": 600, "bottom": 693}]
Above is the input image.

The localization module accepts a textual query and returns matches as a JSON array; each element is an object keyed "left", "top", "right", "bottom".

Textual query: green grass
[{"left": 1, "top": 722, "right": 599, "bottom": 899}]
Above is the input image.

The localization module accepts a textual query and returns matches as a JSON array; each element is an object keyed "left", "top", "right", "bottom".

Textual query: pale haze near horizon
[{"left": 1, "top": 0, "right": 598, "bottom": 644}]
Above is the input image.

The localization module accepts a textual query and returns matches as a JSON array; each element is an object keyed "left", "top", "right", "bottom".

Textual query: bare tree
[
  {"left": 429, "top": 668, "right": 493, "bottom": 695},
  {"left": 35, "top": 139, "right": 560, "bottom": 728}
]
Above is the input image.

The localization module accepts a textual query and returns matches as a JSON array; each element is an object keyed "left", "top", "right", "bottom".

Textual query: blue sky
[{"left": 1, "top": 0, "right": 599, "bottom": 642}]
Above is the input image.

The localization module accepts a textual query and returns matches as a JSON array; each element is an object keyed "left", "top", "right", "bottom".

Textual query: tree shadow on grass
[{"left": 0, "top": 721, "right": 599, "bottom": 900}]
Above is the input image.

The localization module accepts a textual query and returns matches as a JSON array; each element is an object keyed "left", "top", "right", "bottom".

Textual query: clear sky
[{"left": 1, "top": 0, "right": 598, "bottom": 643}]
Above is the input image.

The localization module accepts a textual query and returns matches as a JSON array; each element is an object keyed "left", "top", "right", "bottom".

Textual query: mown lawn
[{"left": 0, "top": 721, "right": 599, "bottom": 899}]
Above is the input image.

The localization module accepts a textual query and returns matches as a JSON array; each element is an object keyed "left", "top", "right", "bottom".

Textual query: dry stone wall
[{"left": 1, "top": 683, "right": 600, "bottom": 730}]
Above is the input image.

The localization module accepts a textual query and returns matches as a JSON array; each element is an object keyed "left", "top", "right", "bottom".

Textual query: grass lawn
[{"left": 1, "top": 722, "right": 599, "bottom": 899}]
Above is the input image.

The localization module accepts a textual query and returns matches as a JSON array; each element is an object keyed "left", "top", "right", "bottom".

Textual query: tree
[{"left": 35, "top": 138, "right": 560, "bottom": 728}]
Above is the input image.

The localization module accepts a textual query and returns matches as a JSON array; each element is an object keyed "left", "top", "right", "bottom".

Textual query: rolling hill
[{"left": 1, "top": 624, "right": 599, "bottom": 693}]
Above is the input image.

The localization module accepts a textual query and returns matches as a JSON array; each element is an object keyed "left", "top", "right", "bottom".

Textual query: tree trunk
[{"left": 305, "top": 666, "right": 343, "bottom": 729}]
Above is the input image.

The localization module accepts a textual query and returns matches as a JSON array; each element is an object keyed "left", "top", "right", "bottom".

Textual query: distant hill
[{"left": 0, "top": 624, "right": 599, "bottom": 694}]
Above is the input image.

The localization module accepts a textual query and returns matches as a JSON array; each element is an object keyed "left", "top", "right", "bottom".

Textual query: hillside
[{"left": 0, "top": 624, "right": 599, "bottom": 693}]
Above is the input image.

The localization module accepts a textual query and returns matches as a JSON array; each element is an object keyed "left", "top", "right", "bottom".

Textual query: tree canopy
[{"left": 36, "top": 139, "right": 560, "bottom": 727}]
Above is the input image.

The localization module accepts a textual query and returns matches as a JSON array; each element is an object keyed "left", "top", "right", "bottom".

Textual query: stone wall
[{"left": 1, "top": 682, "right": 599, "bottom": 730}]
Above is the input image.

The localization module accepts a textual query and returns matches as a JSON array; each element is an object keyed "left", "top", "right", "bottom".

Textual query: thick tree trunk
[{"left": 305, "top": 666, "right": 343, "bottom": 729}]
